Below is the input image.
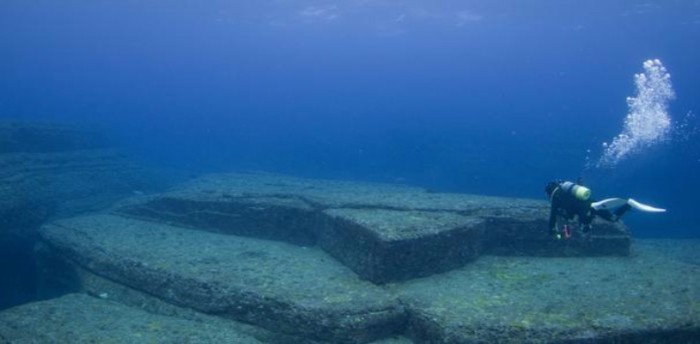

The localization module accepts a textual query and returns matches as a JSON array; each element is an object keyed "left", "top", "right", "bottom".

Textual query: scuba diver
[{"left": 544, "top": 180, "right": 666, "bottom": 239}]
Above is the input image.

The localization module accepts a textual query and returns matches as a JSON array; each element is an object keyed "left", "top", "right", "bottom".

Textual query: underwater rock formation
[
  {"left": 0, "top": 293, "right": 263, "bottom": 343},
  {"left": 0, "top": 121, "right": 179, "bottom": 309},
  {"left": 115, "top": 173, "right": 631, "bottom": 283},
  {"left": 23, "top": 172, "right": 692, "bottom": 344},
  {"left": 395, "top": 240, "right": 699, "bottom": 343},
  {"left": 40, "top": 214, "right": 405, "bottom": 343},
  {"left": 15, "top": 239, "right": 700, "bottom": 343},
  {"left": 0, "top": 122, "right": 169, "bottom": 238}
]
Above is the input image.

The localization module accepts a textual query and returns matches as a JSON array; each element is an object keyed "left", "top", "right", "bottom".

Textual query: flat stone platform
[
  {"left": 116, "top": 173, "right": 630, "bottom": 283},
  {"left": 392, "top": 239, "right": 700, "bottom": 343},
  {"left": 23, "top": 237, "right": 700, "bottom": 343},
  {"left": 0, "top": 293, "right": 262, "bottom": 344},
  {"left": 40, "top": 214, "right": 405, "bottom": 343},
  {"left": 24, "top": 173, "right": 674, "bottom": 343}
]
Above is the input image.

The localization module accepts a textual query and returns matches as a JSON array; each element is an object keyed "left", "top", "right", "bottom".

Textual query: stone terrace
[
  {"left": 40, "top": 214, "right": 404, "bottom": 343},
  {"left": 392, "top": 240, "right": 700, "bottom": 343},
  {"left": 0, "top": 293, "right": 263, "bottom": 344},
  {"left": 23, "top": 173, "right": 694, "bottom": 344},
  {"left": 115, "top": 173, "right": 631, "bottom": 283}
]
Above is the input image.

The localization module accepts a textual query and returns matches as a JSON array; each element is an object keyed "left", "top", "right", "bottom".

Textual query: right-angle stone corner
[{"left": 111, "top": 173, "right": 632, "bottom": 285}]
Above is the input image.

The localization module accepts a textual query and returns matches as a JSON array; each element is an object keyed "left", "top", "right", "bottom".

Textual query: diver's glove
[
  {"left": 549, "top": 228, "right": 562, "bottom": 240},
  {"left": 550, "top": 226, "right": 572, "bottom": 240}
]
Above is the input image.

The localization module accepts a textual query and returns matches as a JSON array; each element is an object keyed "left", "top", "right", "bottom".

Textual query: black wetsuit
[
  {"left": 548, "top": 186, "right": 618, "bottom": 233},
  {"left": 548, "top": 187, "right": 596, "bottom": 232}
]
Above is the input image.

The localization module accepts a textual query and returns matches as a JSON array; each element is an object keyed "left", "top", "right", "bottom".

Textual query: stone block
[
  {"left": 0, "top": 293, "right": 262, "bottom": 344},
  {"left": 40, "top": 214, "right": 406, "bottom": 343},
  {"left": 393, "top": 240, "right": 700, "bottom": 343},
  {"left": 319, "top": 209, "right": 484, "bottom": 283}
]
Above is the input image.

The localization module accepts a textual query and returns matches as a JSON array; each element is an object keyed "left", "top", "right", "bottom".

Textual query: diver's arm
[{"left": 548, "top": 200, "right": 558, "bottom": 231}]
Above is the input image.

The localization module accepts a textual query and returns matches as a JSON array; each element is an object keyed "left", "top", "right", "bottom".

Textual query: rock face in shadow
[
  {"left": 0, "top": 121, "right": 108, "bottom": 153},
  {"left": 319, "top": 209, "right": 485, "bottom": 283},
  {"left": 0, "top": 121, "right": 174, "bottom": 238},
  {"left": 115, "top": 173, "right": 631, "bottom": 283},
  {"left": 0, "top": 121, "right": 179, "bottom": 309}
]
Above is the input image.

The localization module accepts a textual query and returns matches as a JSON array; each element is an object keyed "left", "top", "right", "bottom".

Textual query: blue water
[{"left": 1, "top": 1, "right": 699, "bottom": 237}]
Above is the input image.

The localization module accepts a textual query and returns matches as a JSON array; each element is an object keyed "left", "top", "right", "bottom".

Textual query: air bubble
[{"left": 597, "top": 59, "right": 675, "bottom": 167}]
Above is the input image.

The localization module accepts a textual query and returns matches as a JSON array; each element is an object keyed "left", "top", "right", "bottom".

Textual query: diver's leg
[
  {"left": 613, "top": 203, "right": 632, "bottom": 220},
  {"left": 593, "top": 208, "right": 614, "bottom": 222},
  {"left": 579, "top": 209, "right": 598, "bottom": 233}
]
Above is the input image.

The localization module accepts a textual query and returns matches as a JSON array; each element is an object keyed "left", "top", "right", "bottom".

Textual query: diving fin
[
  {"left": 627, "top": 198, "right": 666, "bottom": 213},
  {"left": 591, "top": 198, "right": 628, "bottom": 211},
  {"left": 592, "top": 198, "right": 666, "bottom": 213}
]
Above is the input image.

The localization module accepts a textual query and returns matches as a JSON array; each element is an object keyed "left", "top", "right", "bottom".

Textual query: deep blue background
[{"left": 1, "top": 1, "right": 699, "bottom": 237}]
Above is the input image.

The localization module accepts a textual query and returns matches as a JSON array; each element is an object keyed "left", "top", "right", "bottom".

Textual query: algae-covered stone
[
  {"left": 392, "top": 239, "right": 700, "bottom": 343},
  {"left": 117, "top": 195, "right": 319, "bottom": 245},
  {"left": 40, "top": 214, "right": 405, "bottom": 343},
  {"left": 481, "top": 215, "right": 631, "bottom": 257},
  {"left": 124, "top": 172, "right": 541, "bottom": 213},
  {"left": 0, "top": 121, "right": 180, "bottom": 310},
  {"left": 114, "top": 172, "right": 631, "bottom": 283},
  {"left": 33, "top": 254, "right": 330, "bottom": 344},
  {"left": 0, "top": 293, "right": 262, "bottom": 344},
  {"left": 320, "top": 209, "right": 485, "bottom": 283}
]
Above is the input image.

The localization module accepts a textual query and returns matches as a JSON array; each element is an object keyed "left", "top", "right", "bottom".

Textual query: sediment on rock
[
  {"left": 0, "top": 121, "right": 182, "bottom": 310},
  {"left": 40, "top": 214, "right": 406, "bottom": 343},
  {"left": 0, "top": 293, "right": 263, "bottom": 344},
  {"left": 392, "top": 240, "right": 700, "bottom": 343},
  {"left": 115, "top": 173, "right": 631, "bottom": 283},
  {"left": 28, "top": 173, "right": 693, "bottom": 343}
]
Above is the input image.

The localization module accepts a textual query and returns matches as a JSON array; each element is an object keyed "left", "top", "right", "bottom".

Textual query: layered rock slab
[
  {"left": 35, "top": 259, "right": 362, "bottom": 344},
  {"left": 320, "top": 209, "right": 485, "bottom": 283},
  {"left": 116, "top": 173, "right": 631, "bottom": 283},
  {"left": 0, "top": 121, "right": 170, "bottom": 228},
  {"left": 0, "top": 149, "right": 162, "bottom": 225},
  {"left": 0, "top": 121, "right": 179, "bottom": 244},
  {"left": 0, "top": 293, "right": 262, "bottom": 344},
  {"left": 0, "top": 121, "right": 179, "bottom": 309},
  {"left": 391, "top": 239, "right": 700, "bottom": 343},
  {"left": 39, "top": 214, "right": 405, "bottom": 343},
  {"left": 0, "top": 120, "right": 107, "bottom": 153}
]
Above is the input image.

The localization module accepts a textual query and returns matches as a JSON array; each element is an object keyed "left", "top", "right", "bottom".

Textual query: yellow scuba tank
[{"left": 560, "top": 181, "right": 591, "bottom": 201}]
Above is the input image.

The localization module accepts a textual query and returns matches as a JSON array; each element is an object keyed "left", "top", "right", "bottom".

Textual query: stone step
[
  {"left": 115, "top": 173, "right": 631, "bottom": 283},
  {"left": 39, "top": 214, "right": 405, "bottom": 343},
  {"left": 0, "top": 293, "right": 263, "bottom": 344},
  {"left": 319, "top": 208, "right": 485, "bottom": 283},
  {"left": 391, "top": 239, "right": 700, "bottom": 343},
  {"left": 34, "top": 255, "right": 387, "bottom": 344}
]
